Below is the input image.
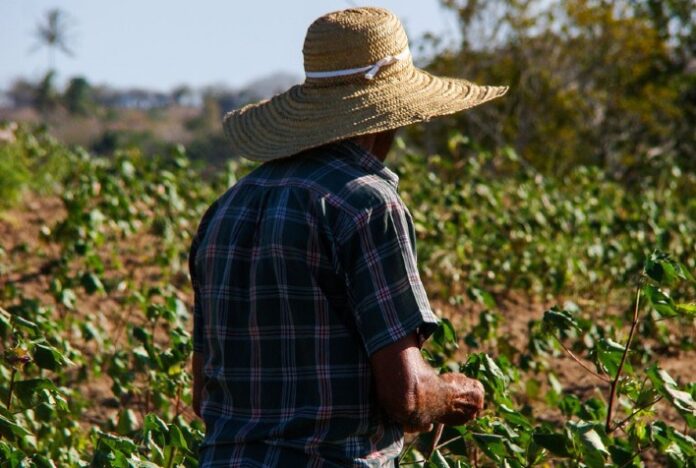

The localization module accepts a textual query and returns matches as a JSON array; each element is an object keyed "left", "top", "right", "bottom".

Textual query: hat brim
[{"left": 223, "top": 66, "right": 508, "bottom": 161}]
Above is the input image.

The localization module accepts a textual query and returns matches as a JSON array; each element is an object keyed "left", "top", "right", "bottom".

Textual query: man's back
[{"left": 190, "top": 141, "right": 438, "bottom": 466}]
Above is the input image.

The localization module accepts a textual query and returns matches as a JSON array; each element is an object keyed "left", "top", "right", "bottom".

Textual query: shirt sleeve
[{"left": 336, "top": 196, "right": 439, "bottom": 356}]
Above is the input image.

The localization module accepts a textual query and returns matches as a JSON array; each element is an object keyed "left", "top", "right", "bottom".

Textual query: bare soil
[{"left": 1, "top": 195, "right": 694, "bottom": 449}]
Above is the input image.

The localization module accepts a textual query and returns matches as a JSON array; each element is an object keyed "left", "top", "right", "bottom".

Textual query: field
[{"left": 1, "top": 124, "right": 695, "bottom": 467}]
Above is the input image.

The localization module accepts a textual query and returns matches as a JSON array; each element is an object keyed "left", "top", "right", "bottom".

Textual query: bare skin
[
  {"left": 191, "top": 130, "right": 485, "bottom": 430},
  {"left": 370, "top": 332, "right": 483, "bottom": 432}
]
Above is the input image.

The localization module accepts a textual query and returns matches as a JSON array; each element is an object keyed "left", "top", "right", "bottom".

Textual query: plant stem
[
  {"left": 611, "top": 397, "right": 663, "bottom": 432},
  {"left": 6, "top": 368, "right": 17, "bottom": 411},
  {"left": 618, "top": 444, "right": 646, "bottom": 468},
  {"left": 166, "top": 446, "right": 177, "bottom": 468},
  {"left": 398, "top": 435, "right": 420, "bottom": 464},
  {"left": 435, "top": 435, "right": 463, "bottom": 451},
  {"left": 554, "top": 336, "right": 611, "bottom": 383},
  {"left": 174, "top": 383, "right": 182, "bottom": 417},
  {"left": 427, "top": 423, "right": 445, "bottom": 460},
  {"left": 606, "top": 285, "right": 641, "bottom": 433}
]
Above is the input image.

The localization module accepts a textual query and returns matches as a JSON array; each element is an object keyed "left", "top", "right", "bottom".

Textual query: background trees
[
  {"left": 416, "top": 0, "right": 695, "bottom": 177},
  {"left": 31, "top": 8, "right": 75, "bottom": 73}
]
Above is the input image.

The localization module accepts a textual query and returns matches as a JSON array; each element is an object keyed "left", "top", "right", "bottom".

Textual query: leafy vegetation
[
  {"left": 420, "top": 0, "right": 696, "bottom": 175},
  {"left": 0, "top": 124, "right": 694, "bottom": 466}
]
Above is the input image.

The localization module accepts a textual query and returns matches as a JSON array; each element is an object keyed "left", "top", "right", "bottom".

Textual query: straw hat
[{"left": 223, "top": 7, "right": 508, "bottom": 161}]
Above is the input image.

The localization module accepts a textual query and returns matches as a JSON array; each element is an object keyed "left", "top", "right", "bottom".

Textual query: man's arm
[
  {"left": 192, "top": 351, "right": 204, "bottom": 418},
  {"left": 370, "top": 332, "right": 483, "bottom": 430}
]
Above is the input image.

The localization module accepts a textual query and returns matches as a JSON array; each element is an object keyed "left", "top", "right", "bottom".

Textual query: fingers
[
  {"left": 402, "top": 422, "right": 434, "bottom": 433},
  {"left": 438, "top": 402, "right": 480, "bottom": 426},
  {"left": 441, "top": 373, "right": 485, "bottom": 409},
  {"left": 437, "top": 373, "right": 485, "bottom": 426}
]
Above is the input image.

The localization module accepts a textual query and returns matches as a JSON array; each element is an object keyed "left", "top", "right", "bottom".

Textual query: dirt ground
[
  {"left": 1, "top": 195, "right": 694, "bottom": 443},
  {"left": 0, "top": 195, "right": 195, "bottom": 426},
  {"left": 0, "top": 106, "right": 200, "bottom": 148}
]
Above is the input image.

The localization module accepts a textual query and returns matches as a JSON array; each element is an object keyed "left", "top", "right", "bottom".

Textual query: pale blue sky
[{"left": 1, "top": 0, "right": 460, "bottom": 91}]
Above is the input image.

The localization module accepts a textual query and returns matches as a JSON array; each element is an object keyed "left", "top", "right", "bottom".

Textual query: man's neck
[{"left": 349, "top": 130, "right": 397, "bottom": 162}]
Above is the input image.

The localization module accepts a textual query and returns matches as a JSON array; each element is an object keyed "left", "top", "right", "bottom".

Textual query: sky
[{"left": 0, "top": 0, "right": 460, "bottom": 91}]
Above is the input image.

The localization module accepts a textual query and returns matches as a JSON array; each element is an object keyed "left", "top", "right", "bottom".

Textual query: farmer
[{"left": 189, "top": 7, "right": 507, "bottom": 466}]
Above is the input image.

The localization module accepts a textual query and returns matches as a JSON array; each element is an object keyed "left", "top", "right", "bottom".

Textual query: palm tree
[{"left": 31, "top": 8, "right": 75, "bottom": 72}]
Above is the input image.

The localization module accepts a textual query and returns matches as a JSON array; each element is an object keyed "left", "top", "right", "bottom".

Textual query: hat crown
[{"left": 303, "top": 8, "right": 409, "bottom": 75}]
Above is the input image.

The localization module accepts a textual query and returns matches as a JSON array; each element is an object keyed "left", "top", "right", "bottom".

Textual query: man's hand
[
  {"left": 370, "top": 333, "right": 484, "bottom": 432},
  {"left": 438, "top": 373, "right": 484, "bottom": 425}
]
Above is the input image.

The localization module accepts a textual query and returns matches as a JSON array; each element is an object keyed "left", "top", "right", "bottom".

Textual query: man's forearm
[{"left": 371, "top": 334, "right": 484, "bottom": 429}]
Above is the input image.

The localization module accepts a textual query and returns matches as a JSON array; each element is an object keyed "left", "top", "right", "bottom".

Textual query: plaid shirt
[{"left": 190, "top": 140, "right": 438, "bottom": 467}]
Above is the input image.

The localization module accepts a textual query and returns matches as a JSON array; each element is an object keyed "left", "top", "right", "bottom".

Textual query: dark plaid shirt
[{"left": 190, "top": 140, "right": 438, "bottom": 467}]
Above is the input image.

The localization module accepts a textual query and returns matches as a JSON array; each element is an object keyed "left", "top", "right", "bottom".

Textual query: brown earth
[
  {"left": 0, "top": 195, "right": 196, "bottom": 428},
  {"left": 434, "top": 293, "right": 696, "bottom": 432},
  {"left": 0, "top": 106, "right": 200, "bottom": 147},
  {"left": 1, "top": 195, "right": 694, "bottom": 461}
]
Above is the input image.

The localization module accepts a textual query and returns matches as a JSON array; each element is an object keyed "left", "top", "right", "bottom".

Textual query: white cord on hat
[{"left": 306, "top": 48, "right": 410, "bottom": 80}]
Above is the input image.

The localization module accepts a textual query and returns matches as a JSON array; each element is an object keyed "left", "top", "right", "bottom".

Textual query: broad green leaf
[
  {"left": 116, "top": 409, "right": 139, "bottom": 435},
  {"left": 580, "top": 427, "right": 608, "bottom": 454},
  {"left": 483, "top": 354, "right": 506, "bottom": 384},
  {"left": 0, "top": 414, "right": 31, "bottom": 440},
  {"left": 12, "top": 378, "right": 59, "bottom": 407},
  {"left": 501, "top": 458, "right": 525, "bottom": 468},
  {"left": 166, "top": 296, "right": 189, "bottom": 320},
  {"left": 0, "top": 440, "right": 26, "bottom": 465},
  {"left": 559, "top": 394, "right": 582, "bottom": 417},
  {"left": 96, "top": 430, "right": 138, "bottom": 454},
  {"left": 427, "top": 449, "right": 451, "bottom": 468},
  {"left": 569, "top": 422, "right": 608, "bottom": 468},
  {"left": 542, "top": 306, "right": 580, "bottom": 335},
  {"left": 143, "top": 414, "right": 168, "bottom": 451},
  {"left": 647, "top": 366, "right": 696, "bottom": 428},
  {"left": 167, "top": 424, "right": 188, "bottom": 450},
  {"left": 609, "top": 445, "right": 640, "bottom": 467},
  {"left": 499, "top": 404, "right": 532, "bottom": 428},
  {"left": 132, "top": 326, "right": 151, "bottom": 344},
  {"left": 143, "top": 431, "right": 165, "bottom": 464},
  {"left": 676, "top": 302, "right": 696, "bottom": 315},
  {"left": 649, "top": 420, "right": 690, "bottom": 453},
  {"left": 467, "top": 287, "right": 497, "bottom": 309},
  {"left": 432, "top": 318, "right": 458, "bottom": 348},
  {"left": 472, "top": 433, "right": 506, "bottom": 463},
  {"left": 60, "top": 288, "right": 77, "bottom": 310},
  {"left": 643, "top": 284, "right": 678, "bottom": 317},
  {"left": 132, "top": 460, "right": 159, "bottom": 468},
  {"left": 595, "top": 338, "right": 631, "bottom": 378},
  {"left": 11, "top": 316, "right": 40, "bottom": 333},
  {"left": 35, "top": 402, "right": 55, "bottom": 422},
  {"left": 0, "top": 309, "right": 11, "bottom": 337},
  {"left": 119, "top": 160, "right": 136, "bottom": 178},
  {"left": 644, "top": 251, "right": 695, "bottom": 286},
  {"left": 33, "top": 344, "right": 72, "bottom": 371},
  {"left": 548, "top": 373, "right": 563, "bottom": 395},
  {"left": 532, "top": 432, "right": 571, "bottom": 457},
  {"left": 80, "top": 272, "right": 105, "bottom": 295}
]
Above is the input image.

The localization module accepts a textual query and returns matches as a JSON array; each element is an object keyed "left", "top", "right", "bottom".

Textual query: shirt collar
[{"left": 333, "top": 140, "right": 400, "bottom": 189}]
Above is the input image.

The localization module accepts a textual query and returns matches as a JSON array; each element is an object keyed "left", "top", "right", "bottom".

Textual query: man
[{"left": 190, "top": 7, "right": 507, "bottom": 467}]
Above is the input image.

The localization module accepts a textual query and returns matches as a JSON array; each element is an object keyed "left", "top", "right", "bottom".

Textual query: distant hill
[
  {"left": 1, "top": 71, "right": 302, "bottom": 112},
  {"left": 243, "top": 72, "right": 301, "bottom": 100}
]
